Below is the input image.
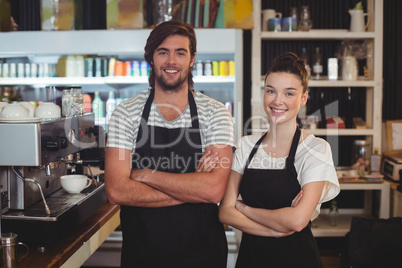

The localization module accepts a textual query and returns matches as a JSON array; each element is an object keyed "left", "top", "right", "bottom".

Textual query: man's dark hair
[{"left": 144, "top": 21, "right": 197, "bottom": 89}]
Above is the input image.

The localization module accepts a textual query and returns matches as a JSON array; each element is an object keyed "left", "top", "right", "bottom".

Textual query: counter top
[{"left": 18, "top": 203, "right": 120, "bottom": 268}]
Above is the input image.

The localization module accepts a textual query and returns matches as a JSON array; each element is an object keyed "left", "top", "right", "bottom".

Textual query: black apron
[
  {"left": 120, "top": 89, "right": 227, "bottom": 268},
  {"left": 236, "top": 128, "right": 323, "bottom": 268}
]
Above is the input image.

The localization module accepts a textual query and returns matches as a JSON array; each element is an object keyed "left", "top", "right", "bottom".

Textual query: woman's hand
[
  {"left": 291, "top": 190, "right": 303, "bottom": 207},
  {"left": 235, "top": 200, "right": 246, "bottom": 212},
  {"left": 196, "top": 150, "right": 219, "bottom": 173}
]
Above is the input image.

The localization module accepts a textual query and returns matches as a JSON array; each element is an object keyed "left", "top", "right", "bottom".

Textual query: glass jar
[
  {"left": 298, "top": 6, "right": 312, "bottom": 31},
  {"left": 71, "top": 88, "right": 84, "bottom": 115},
  {"left": 351, "top": 140, "right": 371, "bottom": 175},
  {"left": 62, "top": 89, "right": 73, "bottom": 117}
]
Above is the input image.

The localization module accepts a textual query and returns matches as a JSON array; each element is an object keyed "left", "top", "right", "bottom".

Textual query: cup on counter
[
  {"left": 34, "top": 102, "right": 61, "bottom": 120},
  {"left": 18, "top": 102, "right": 36, "bottom": 117},
  {"left": 60, "top": 174, "right": 92, "bottom": 194},
  {"left": 268, "top": 18, "right": 282, "bottom": 32},
  {"left": 1, "top": 103, "right": 29, "bottom": 118}
]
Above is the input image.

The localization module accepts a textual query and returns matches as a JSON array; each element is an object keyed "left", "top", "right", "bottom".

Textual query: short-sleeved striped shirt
[{"left": 106, "top": 89, "right": 235, "bottom": 153}]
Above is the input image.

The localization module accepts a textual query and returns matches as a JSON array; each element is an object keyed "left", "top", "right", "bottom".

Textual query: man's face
[{"left": 152, "top": 34, "right": 195, "bottom": 92}]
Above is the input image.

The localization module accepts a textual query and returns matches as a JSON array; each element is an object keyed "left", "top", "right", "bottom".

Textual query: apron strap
[
  {"left": 188, "top": 90, "right": 200, "bottom": 129},
  {"left": 245, "top": 132, "right": 267, "bottom": 170},
  {"left": 286, "top": 127, "right": 301, "bottom": 179},
  {"left": 286, "top": 127, "right": 301, "bottom": 164},
  {"left": 141, "top": 89, "right": 155, "bottom": 122}
]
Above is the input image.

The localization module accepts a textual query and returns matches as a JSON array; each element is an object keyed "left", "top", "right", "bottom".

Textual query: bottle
[
  {"left": 75, "top": 55, "right": 85, "bottom": 77},
  {"left": 312, "top": 47, "right": 323, "bottom": 80},
  {"left": 106, "top": 90, "right": 116, "bottom": 119},
  {"left": 92, "top": 91, "right": 104, "bottom": 118},
  {"left": 327, "top": 58, "right": 338, "bottom": 80},
  {"left": 370, "top": 147, "right": 381, "bottom": 174},
  {"left": 329, "top": 200, "right": 339, "bottom": 226},
  {"left": 299, "top": 47, "right": 311, "bottom": 79},
  {"left": 108, "top": 57, "right": 116, "bottom": 76},
  {"left": 83, "top": 93, "right": 92, "bottom": 113}
]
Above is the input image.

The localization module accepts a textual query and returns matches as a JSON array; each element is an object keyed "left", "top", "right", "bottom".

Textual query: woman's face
[{"left": 263, "top": 72, "right": 308, "bottom": 125}]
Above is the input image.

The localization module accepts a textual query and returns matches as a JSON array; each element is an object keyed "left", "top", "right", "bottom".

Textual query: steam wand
[{"left": 11, "top": 167, "right": 51, "bottom": 215}]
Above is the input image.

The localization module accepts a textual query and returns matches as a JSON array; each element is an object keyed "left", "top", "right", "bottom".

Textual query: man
[{"left": 105, "top": 20, "right": 234, "bottom": 267}]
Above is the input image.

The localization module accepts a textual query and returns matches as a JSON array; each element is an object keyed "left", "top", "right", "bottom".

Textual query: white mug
[
  {"left": 262, "top": 9, "right": 282, "bottom": 31},
  {"left": 349, "top": 9, "right": 371, "bottom": 32},
  {"left": 60, "top": 174, "right": 92, "bottom": 194}
]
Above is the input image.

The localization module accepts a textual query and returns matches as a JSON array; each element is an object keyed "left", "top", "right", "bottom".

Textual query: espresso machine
[{"left": 0, "top": 113, "right": 106, "bottom": 246}]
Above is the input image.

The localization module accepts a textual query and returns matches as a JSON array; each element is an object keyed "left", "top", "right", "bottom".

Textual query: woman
[{"left": 219, "top": 52, "right": 340, "bottom": 267}]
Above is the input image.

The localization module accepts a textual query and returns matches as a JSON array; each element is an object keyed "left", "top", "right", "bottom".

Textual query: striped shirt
[{"left": 106, "top": 89, "right": 235, "bottom": 152}]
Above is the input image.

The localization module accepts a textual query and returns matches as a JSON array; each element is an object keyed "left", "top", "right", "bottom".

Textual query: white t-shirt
[
  {"left": 106, "top": 89, "right": 235, "bottom": 152},
  {"left": 232, "top": 133, "right": 340, "bottom": 220}
]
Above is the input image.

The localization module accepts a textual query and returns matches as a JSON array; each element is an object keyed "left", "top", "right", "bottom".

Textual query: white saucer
[{"left": 0, "top": 117, "right": 42, "bottom": 123}]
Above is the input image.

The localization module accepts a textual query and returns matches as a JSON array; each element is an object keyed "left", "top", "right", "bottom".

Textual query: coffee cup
[
  {"left": 268, "top": 18, "right": 282, "bottom": 32},
  {"left": 262, "top": 9, "right": 282, "bottom": 31},
  {"left": 1, "top": 103, "right": 29, "bottom": 118},
  {"left": 60, "top": 174, "right": 92, "bottom": 194},
  {"left": 18, "top": 102, "right": 36, "bottom": 118},
  {"left": 34, "top": 102, "right": 61, "bottom": 120}
]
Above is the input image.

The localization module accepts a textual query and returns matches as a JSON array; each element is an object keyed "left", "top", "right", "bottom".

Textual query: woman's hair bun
[{"left": 274, "top": 52, "right": 299, "bottom": 63}]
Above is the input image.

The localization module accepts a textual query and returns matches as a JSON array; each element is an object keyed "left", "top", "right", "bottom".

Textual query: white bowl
[
  {"left": 0, "top": 102, "right": 8, "bottom": 117},
  {"left": 35, "top": 102, "right": 61, "bottom": 120},
  {"left": 1, "top": 103, "right": 29, "bottom": 118},
  {"left": 19, "top": 102, "right": 36, "bottom": 117},
  {"left": 60, "top": 174, "right": 92, "bottom": 194}
]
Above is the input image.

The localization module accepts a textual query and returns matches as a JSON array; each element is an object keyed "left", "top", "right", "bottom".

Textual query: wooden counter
[{"left": 18, "top": 203, "right": 120, "bottom": 268}]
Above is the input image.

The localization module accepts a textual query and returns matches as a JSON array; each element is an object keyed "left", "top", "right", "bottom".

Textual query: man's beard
[{"left": 155, "top": 68, "right": 189, "bottom": 92}]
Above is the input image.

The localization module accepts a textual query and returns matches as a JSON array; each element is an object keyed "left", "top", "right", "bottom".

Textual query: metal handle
[{"left": 17, "top": 242, "right": 29, "bottom": 261}]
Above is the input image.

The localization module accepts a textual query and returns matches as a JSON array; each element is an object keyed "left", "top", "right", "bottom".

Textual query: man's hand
[
  {"left": 131, "top": 168, "right": 154, "bottom": 183},
  {"left": 196, "top": 150, "right": 219, "bottom": 173}
]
